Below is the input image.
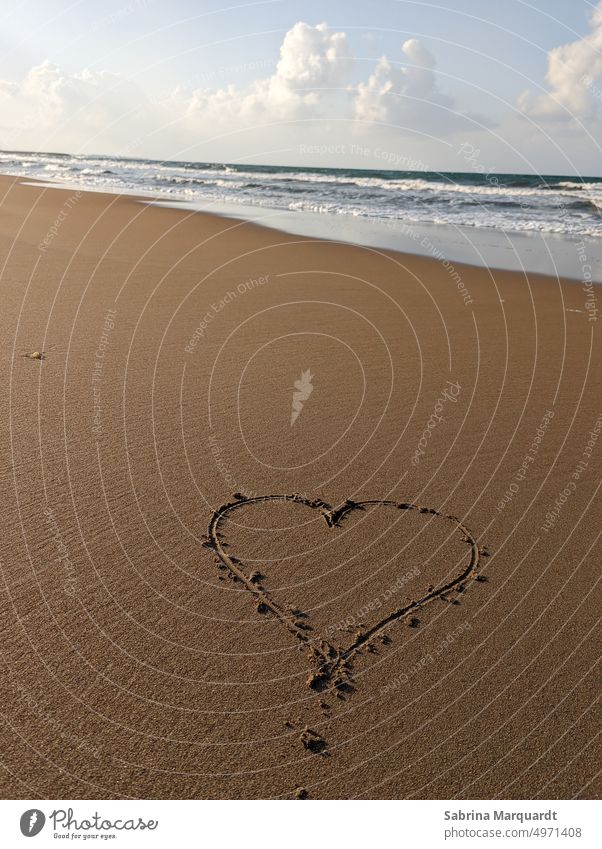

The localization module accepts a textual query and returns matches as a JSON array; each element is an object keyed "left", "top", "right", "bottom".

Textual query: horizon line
[{"left": 1, "top": 148, "right": 600, "bottom": 181}]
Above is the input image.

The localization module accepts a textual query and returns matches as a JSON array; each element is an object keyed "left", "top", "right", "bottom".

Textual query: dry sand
[{"left": 0, "top": 175, "right": 599, "bottom": 799}]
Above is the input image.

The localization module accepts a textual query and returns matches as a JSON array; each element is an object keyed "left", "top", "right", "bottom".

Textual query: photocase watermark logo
[
  {"left": 290, "top": 368, "right": 314, "bottom": 425},
  {"left": 20, "top": 809, "right": 45, "bottom": 837},
  {"left": 411, "top": 380, "right": 461, "bottom": 465},
  {"left": 24, "top": 808, "right": 159, "bottom": 836}
]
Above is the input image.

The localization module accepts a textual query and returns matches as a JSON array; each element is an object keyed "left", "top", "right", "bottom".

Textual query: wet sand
[{"left": 0, "top": 175, "right": 599, "bottom": 799}]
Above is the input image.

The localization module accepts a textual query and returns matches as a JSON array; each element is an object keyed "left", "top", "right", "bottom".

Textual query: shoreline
[
  {"left": 151, "top": 197, "right": 602, "bottom": 283},
  {"left": 10, "top": 172, "right": 602, "bottom": 283}
]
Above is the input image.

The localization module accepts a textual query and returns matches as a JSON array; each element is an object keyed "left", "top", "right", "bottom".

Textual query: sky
[{"left": 1, "top": 0, "right": 601, "bottom": 174}]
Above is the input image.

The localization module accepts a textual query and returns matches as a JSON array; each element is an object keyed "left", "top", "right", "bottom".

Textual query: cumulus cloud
[
  {"left": 0, "top": 60, "right": 148, "bottom": 150},
  {"left": 354, "top": 38, "right": 451, "bottom": 124},
  {"left": 518, "top": 1, "right": 602, "bottom": 120},
  {"left": 353, "top": 38, "right": 485, "bottom": 137},
  {"left": 276, "top": 21, "right": 352, "bottom": 88},
  {"left": 0, "top": 21, "right": 468, "bottom": 157},
  {"left": 171, "top": 21, "right": 353, "bottom": 127},
  {"left": 0, "top": 23, "right": 355, "bottom": 153}
]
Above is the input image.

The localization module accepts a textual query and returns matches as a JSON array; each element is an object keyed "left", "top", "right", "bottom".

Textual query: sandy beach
[{"left": 0, "top": 174, "right": 599, "bottom": 800}]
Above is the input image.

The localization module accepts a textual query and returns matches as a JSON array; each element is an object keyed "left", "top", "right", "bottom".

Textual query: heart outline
[{"left": 204, "top": 494, "right": 482, "bottom": 693}]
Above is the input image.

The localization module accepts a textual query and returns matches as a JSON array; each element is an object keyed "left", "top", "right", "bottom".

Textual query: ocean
[{"left": 1, "top": 150, "right": 601, "bottom": 278}]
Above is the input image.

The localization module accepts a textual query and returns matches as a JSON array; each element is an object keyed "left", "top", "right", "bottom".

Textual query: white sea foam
[{"left": 1, "top": 151, "right": 600, "bottom": 237}]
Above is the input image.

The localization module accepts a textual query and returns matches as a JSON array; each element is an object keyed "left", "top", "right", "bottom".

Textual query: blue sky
[{"left": 1, "top": 0, "right": 601, "bottom": 173}]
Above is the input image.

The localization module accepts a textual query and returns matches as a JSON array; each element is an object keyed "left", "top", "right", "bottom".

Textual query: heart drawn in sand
[{"left": 203, "top": 494, "right": 485, "bottom": 694}]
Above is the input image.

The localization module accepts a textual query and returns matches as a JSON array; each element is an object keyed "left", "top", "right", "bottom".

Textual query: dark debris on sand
[
  {"left": 294, "top": 787, "right": 309, "bottom": 799},
  {"left": 300, "top": 727, "right": 327, "bottom": 754}
]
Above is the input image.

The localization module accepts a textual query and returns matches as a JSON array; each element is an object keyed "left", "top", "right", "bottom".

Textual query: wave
[{"left": 1, "top": 150, "right": 600, "bottom": 238}]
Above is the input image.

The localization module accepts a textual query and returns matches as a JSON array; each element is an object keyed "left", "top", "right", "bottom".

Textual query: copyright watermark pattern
[{"left": 0, "top": 3, "right": 599, "bottom": 811}]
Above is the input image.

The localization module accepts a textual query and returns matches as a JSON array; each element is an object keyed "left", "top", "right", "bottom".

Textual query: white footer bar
[{"left": 0, "top": 799, "right": 599, "bottom": 848}]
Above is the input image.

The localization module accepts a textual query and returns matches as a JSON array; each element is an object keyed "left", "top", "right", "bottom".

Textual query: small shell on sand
[{"left": 23, "top": 351, "right": 43, "bottom": 360}]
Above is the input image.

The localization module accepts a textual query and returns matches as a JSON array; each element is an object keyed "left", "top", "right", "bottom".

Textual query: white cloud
[
  {"left": 276, "top": 21, "right": 352, "bottom": 88},
  {"left": 354, "top": 38, "right": 451, "bottom": 124},
  {"left": 352, "top": 38, "right": 486, "bottom": 139},
  {"left": 170, "top": 21, "right": 353, "bottom": 126},
  {"left": 0, "top": 22, "right": 473, "bottom": 159},
  {"left": 0, "top": 60, "right": 148, "bottom": 150},
  {"left": 518, "top": 1, "right": 602, "bottom": 120}
]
